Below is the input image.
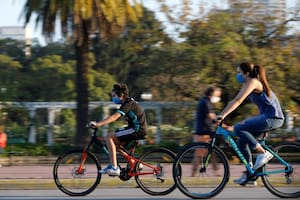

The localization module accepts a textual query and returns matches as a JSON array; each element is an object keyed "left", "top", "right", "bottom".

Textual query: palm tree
[{"left": 22, "top": 0, "right": 142, "bottom": 145}]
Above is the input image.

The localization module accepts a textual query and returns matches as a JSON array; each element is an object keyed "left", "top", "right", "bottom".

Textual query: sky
[{"left": 0, "top": 0, "right": 299, "bottom": 46}]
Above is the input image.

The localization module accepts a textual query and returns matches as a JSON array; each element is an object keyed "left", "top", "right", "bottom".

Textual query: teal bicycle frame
[{"left": 215, "top": 126, "right": 293, "bottom": 177}]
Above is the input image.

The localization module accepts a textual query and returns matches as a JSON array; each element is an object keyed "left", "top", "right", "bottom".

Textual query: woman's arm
[{"left": 219, "top": 79, "right": 258, "bottom": 119}]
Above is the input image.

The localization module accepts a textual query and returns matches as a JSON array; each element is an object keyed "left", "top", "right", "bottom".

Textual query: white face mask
[{"left": 210, "top": 96, "right": 221, "bottom": 104}]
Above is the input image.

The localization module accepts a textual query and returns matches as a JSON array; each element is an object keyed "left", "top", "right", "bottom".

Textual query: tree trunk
[{"left": 74, "top": 33, "right": 90, "bottom": 146}]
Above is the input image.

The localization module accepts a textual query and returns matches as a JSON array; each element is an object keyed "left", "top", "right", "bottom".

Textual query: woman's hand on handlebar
[
  {"left": 213, "top": 115, "right": 224, "bottom": 126},
  {"left": 213, "top": 116, "right": 234, "bottom": 132}
]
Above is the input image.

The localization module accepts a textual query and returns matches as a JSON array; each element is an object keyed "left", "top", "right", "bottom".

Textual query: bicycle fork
[
  {"left": 77, "top": 144, "right": 92, "bottom": 175},
  {"left": 200, "top": 139, "right": 217, "bottom": 174}
]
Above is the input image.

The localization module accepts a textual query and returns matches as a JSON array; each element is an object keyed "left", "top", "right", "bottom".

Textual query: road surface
[{"left": 1, "top": 187, "right": 298, "bottom": 200}]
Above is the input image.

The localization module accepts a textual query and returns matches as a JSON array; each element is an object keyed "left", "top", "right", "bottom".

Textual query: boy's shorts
[{"left": 115, "top": 127, "right": 138, "bottom": 142}]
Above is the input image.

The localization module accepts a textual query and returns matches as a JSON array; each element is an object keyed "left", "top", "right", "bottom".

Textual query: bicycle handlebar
[
  {"left": 86, "top": 122, "right": 98, "bottom": 129},
  {"left": 212, "top": 118, "right": 223, "bottom": 126}
]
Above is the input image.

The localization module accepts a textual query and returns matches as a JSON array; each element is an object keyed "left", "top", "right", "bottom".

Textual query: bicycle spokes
[
  {"left": 135, "top": 148, "right": 177, "bottom": 196},
  {"left": 53, "top": 150, "right": 101, "bottom": 196},
  {"left": 261, "top": 143, "right": 300, "bottom": 198},
  {"left": 173, "top": 143, "right": 229, "bottom": 199}
]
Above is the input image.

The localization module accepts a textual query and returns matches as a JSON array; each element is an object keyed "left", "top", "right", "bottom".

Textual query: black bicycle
[
  {"left": 53, "top": 126, "right": 177, "bottom": 196},
  {"left": 173, "top": 123, "right": 300, "bottom": 199}
]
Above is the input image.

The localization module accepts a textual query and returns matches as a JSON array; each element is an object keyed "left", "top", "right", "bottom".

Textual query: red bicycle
[{"left": 53, "top": 127, "right": 177, "bottom": 196}]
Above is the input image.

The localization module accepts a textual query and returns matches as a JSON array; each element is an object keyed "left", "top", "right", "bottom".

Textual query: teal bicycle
[{"left": 173, "top": 123, "right": 300, "bottom": 199}]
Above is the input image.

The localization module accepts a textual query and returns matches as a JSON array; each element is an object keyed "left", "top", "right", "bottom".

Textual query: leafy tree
[
  {"left": 0, "top": 39, "right": 27, "bottom": 64},
  {"left": 18, "top": 55, "right": 76, "bottom": 101},
  {"left": 92, "top": 7, "right": 172, "bottom": 99},
  {"left": 22, "top": 0, "right": 143, "bottom": 145},
  {"left": 0, "top": 54, "right": 22, "bottom": 101},
  {"left": 142, "top": 1, "right": 300, "bottom": 124},
  {"left": 30, "top": 42, "right": 75, "bottom": 62}
]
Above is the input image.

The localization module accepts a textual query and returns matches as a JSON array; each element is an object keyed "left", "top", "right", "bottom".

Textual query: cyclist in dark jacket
[{"left": 192, "top": 86, "right": 221, "bottom": 176}]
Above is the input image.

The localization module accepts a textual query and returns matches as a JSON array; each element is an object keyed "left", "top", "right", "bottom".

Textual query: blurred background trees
[{"left": 0, "top": 0, "right": 299, "bottom": 150}]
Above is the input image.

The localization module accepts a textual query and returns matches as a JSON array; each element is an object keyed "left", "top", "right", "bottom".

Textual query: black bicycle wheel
[
  {"left": 262, "top": 142, "right": 300, "bottom": 198},
  {"left": 135, "top": 148, "right": 177, "bottom": 195},
  {"left": 173, "top": 142, "right": 229, "bottom": 199},
  {"left": 53, "top": 149, "right": 101, "bottom": 196}
]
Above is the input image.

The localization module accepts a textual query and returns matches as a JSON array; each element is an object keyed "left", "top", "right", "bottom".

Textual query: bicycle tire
[
  {"left": 53, "top": 149, "right": 101, "bottom": 196},
  {"left": 135, "top": 148, "right": 177, "bottom": 195},
  {"left": 261, "top": 142, "right": 300, "bottom": 198},
  {"left": 173, "top": 142, "right": 230, "bottom": 199}
]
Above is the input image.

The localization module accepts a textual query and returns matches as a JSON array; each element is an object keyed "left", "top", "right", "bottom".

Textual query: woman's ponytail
[{"left": 255, "top": 65, "right": 271, "bottom": 97}]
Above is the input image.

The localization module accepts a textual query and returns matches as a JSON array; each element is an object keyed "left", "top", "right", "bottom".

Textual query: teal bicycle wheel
[
  {"left": 173, "top": 142, "right": 230, "bottom": 199},
  {"left": 262, "top": 142, "right": 300, "bottom": 198}
]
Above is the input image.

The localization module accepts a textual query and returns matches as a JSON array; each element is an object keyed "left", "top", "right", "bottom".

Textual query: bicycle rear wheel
[
  {"left": 173, "top": 142, "right": 229, "bottom": 199},
  {"left": 135, "top": 148, "right": 177, "bottom": 195},
  {"left": 262, "top": 142, "right": 300, "bottom": 198},
  {"left": 53, "top": 149, "right": 101, "bottom": 196}
]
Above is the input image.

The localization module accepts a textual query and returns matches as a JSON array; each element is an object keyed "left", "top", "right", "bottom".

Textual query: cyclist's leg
[
  {"left": 234, "top": 116, "right": 269, "bottom": 184},
  {"left": 235, "top": 115, "right": 273, "bottom": 155},
  {"left": 234, "top": 116, "right": 284, "bottom": 171},
  {"left": 99, "top": 131, "right": 121, "bottom": 175},
  {"left": 235, "top": 120, "right": 261, "bottom": 166},
  {"left": 115, "top": 127, "right": 137, "bottom": 165},
  {"left": 192, "top": 134, "right": 212, "bottom": 176},
  {"left": 237, "top": 137, "right": 253, "bottom": 165},
  {"left": 252, "top": 118, "right": 284, "bottom": 170},
  {"left": 101, "top": 128, "right": 136, "bottom": 175}
]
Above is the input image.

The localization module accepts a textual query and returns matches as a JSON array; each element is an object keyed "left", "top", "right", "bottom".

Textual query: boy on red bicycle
[{"left": 89, "top": 83, "right": 147, "bottom": 176}]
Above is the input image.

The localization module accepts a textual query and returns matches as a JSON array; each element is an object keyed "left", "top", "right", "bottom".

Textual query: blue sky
[{"left": 0, "top": 0, "right": 299, "bottom": 45}]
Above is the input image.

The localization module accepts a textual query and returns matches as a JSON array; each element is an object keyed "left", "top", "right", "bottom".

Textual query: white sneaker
[
  {"left": 253, "top": 151, "right": 273, "bottom": 170},
  {"left": 99, "top": 164, "right": 120, "bottom": 176},
  {"left": 233, "top": 173, "right": 257, "bottom": 186}
]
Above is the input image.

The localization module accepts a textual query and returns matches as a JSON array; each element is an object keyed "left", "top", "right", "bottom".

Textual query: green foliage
[
  {"left": 89, "top": 69, "right": 115, "bottom": 101},
  {"left": 0, "top": 1, "right": 299, "bottom": 151},
  {"left": 19, "top": 55, "right": 76, "bottom": 101},
  {"left": 0, "top": 39, "right": 27, "bottom": 64},
  {"left": 0, "top": 54, "right": 22, "bottom": 101},
  {"left": 54, "top": 109, "right": 76, "bottom": 143},
  {"left": 5, "top": 143, "right": 49, "bottom": 156}
]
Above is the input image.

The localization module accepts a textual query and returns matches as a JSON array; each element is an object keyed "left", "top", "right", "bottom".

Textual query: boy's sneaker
[
  {"left": 233, "top": 173, "right": 257, "bottom": 186},
  {"left": 253, "top": 151, "right": 273, "bottom": 170},
  {"left": 99, "top": 164, "right": 120, "bottom": 176}
]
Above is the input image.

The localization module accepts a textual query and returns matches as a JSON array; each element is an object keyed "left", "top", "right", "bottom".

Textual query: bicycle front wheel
[
  {"left": 173, "top": 142, "right": 229, "bottom": 199},
  {"left": 53, "top": 149, "right": 101, "bottom": 196},
  {"left": 262, "top": 142, "right": 300, "bottom": 198},
  {"left": 135, "top": 148, "right": 177, "bottom": 195}
]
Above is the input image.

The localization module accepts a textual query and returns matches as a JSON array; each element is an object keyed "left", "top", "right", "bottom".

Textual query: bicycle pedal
[{"left": 108, "top": 174, "right": 120, "bottom": 177}]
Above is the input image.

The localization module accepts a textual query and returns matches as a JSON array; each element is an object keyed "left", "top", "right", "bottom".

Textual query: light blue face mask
[
  {"left": 112, "top": 97, "right": 122, "bottom": 104},
  {"left": 236, "top": 73, "right": 244, "bottom": 84}
]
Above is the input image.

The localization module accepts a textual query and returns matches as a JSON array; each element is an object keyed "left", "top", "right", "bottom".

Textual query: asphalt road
[{"left": 1, "top": 187, "right": 298, "bottom": 200}]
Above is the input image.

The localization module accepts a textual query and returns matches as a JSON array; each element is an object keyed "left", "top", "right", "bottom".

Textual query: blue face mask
[
  {"left": 236, "top": 73, "right": 244, "bottom": 84},
  {"left": 112, "top": 97, "right": 122, "bottom": 104}
]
